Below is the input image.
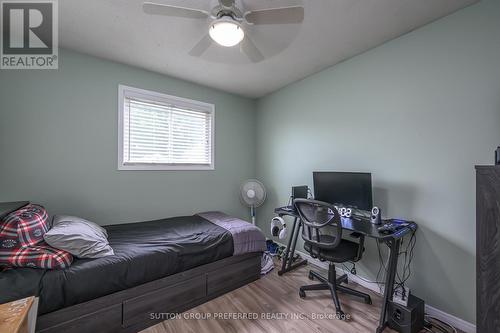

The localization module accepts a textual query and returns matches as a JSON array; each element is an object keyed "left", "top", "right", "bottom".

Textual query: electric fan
[{"left": 240, "top": 179, "right": 266, "bottom": 225}]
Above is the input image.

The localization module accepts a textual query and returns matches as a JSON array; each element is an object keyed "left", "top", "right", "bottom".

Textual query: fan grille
[{"left": 240, "top": 179, "right": 266, "bottom": 207}]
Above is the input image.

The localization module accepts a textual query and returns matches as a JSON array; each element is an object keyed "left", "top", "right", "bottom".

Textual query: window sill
[{"left": 117, "top": 163, "right": 215, "bottom": 171}]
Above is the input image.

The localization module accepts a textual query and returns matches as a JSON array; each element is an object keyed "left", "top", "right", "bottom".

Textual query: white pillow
[{"left": 44, "top": 215, "right": 114, "bottom": 259}]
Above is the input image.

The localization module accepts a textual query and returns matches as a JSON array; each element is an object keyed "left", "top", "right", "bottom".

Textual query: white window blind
[{"left": 118, "top": 86, "right": 214, "bottom": 170}]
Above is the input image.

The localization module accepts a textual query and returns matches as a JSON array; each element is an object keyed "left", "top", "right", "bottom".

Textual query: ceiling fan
[{"left": 143, "top": 0, "right": 304, "bottom": 62}]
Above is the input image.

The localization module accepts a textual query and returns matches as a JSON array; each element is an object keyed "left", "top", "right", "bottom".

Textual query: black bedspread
[{"left": 0, "top": 215, "right": 233, "bottom": 314}]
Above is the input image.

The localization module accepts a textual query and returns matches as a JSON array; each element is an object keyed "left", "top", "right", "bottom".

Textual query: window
[{"left": 118, "top": 85, "right": 215, "bottom": 170}]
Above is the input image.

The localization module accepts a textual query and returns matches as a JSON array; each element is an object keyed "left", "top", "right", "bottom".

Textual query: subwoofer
[{"left": 387, "top": 294, "right": 425, "bottom": 333}]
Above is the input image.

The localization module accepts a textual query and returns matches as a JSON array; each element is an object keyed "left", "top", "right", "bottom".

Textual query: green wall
[
  {"left": 1, "top": 0, "right": 498, "bottom": 325},
  {"left": 256, "top": 0, "right": 500, "bottom": 324},
  {"left": 0, "top": 49, "right": 256, "bottom": 224}
]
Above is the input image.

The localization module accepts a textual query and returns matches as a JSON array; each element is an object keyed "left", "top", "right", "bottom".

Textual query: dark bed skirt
[{"left": 36, "top": 252, "right": 262, "bottom": 333}]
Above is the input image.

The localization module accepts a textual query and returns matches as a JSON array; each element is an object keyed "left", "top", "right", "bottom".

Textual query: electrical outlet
[{"left": 392, "top": 286, "right": 410, "bottom": 306}]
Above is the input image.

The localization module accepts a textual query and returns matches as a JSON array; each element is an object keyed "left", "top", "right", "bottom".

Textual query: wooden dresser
[
  {"left": 0, "top": 297, "right": 37, "bottom": 333},
  {"left": 476, "top": 165, "right": 500, "bottom": 332}
]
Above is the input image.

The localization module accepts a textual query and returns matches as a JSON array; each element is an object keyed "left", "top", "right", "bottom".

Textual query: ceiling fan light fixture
[{"left": 209, "top": 18, "right": 244, "bottom": 47}]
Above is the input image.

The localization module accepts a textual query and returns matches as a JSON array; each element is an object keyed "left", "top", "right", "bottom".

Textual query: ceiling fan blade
[
  {"left": 244, "top": 6, "right": 304, "bottom": 25},
  {"left": 240, "top": 36, "right": 264, "bottom": 63},
  {"left": 143, "top": 2, "right": 209, "bottom": 19},
  {"left": 189, "top": 34, "right": 213, "bottom": 57}
]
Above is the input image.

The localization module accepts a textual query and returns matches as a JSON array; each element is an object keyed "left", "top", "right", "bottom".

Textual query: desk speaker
[
  {"left": 371, "top": 206, "right": 382, "bottom": 225},
  {"left": 387, "top": 294, "right": 425, "bottom": 333}
]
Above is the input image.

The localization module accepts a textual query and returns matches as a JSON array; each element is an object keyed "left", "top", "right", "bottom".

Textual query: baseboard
[
  {"left": 277, "top": 244, "right": 476, "bottom": 333},
  {"left": 424, "top": 305, "right": 477, "bottom": 333}
]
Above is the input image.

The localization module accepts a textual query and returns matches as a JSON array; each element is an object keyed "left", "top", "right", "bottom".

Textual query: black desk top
[
  {"left": 0, "top": 201, "right": 30, "bottom": 219},
  {"left": 274, "top": 206, "right": 417, "bottom": 240}
]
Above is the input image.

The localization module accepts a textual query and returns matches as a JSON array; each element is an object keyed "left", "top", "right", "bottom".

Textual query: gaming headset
[{"left": 271, "top": 216, "right": 287, "bottom": 239}]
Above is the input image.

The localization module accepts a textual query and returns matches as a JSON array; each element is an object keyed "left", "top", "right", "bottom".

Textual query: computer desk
[{"left": 274, "top": 206, "right": 418, "bottom": 333}]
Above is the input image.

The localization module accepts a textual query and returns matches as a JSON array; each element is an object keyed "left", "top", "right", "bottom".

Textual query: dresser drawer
[
  {"left": 207, "top": 255, "right": 260, "bottom": 296},
  {"left": 37, "top": 304, "right": 122, "bottom": 333},
  {"left": 122, "top": 275, "right": 206, "bottom": 328}
]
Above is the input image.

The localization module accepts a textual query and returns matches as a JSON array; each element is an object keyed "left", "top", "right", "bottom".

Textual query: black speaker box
[
  {"left": 371, "top": 206, "right": 382, "bottom": 225},
  {"left": 292, "top": 185, "right": 308, "bottom": 200},
  {"left": 387, "top": 294, "right": 425, "bottom": 333}
]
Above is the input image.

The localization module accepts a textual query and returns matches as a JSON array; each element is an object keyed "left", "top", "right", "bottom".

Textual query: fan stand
[{"left": 250, "top": 205, "right": 256, "bottom": 225}]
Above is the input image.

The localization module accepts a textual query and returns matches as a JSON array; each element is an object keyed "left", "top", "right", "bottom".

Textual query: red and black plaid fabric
[
  {"left": 0, "top": 204, "right": 49, "bottom": 248},
  {"left": 0, "top": 204, "right": 73, "bottom": 269},
  {"left": 0, "top": 241, "right": 73, "bottom": 269}
]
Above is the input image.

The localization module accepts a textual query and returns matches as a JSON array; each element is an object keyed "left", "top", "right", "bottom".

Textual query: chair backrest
[{"left": 294, "top": 198, "right": 342, "bottom": 250}]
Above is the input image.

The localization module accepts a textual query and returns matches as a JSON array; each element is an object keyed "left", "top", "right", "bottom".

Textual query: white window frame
[{"left": 118, "top": 85, "right": 215, "bottom": 171}]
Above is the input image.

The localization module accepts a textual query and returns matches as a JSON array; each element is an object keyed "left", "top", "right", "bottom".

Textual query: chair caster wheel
[
  {"left": 308, "top": 272, "right": 314, "bottom": 280},
  {"left": 299, "top": 290, "right": 306, "bottom": 298}
]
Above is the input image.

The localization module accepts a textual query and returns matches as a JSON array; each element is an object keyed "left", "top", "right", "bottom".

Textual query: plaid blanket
[
  {"left": 0, "top": 241, "right": 73, "bottom": 269},
  {"left": 0, "top": 204, "right": 73, "bottom": 269},
  {"left": 0, "top": 204, "right": 49, "bottom": 248}
]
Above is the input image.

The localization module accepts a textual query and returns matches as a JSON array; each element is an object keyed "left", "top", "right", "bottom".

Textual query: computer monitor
[{"left": 313, "top": 172, "right": 373, "bottom": 211}]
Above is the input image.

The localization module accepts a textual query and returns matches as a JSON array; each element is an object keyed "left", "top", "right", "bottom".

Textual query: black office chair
[{"left": 294, "top": 198, "right": 372, "bottom": 317}]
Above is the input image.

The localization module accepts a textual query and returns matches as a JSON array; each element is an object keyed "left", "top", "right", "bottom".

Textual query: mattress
[{"left": 0, "top": 215, "right": 234, "bottom": 314}]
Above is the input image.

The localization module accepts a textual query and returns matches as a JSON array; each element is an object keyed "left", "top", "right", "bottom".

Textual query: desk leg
[
  {"left": 278, "top": 217, "right": 307, "bottom": 276},
  {"left": 376, "top": 238, "right": 401, "bottom": 333},
  {"left": 287, "top": 218, "right": 301, "bottom": 269}
]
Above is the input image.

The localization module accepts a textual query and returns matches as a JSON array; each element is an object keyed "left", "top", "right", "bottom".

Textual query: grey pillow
[{"left": 43, "top": 215, "right": 114, "bottom": 259}]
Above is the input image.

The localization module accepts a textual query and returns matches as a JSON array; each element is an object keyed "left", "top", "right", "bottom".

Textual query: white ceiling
[{"left": 60, "top": 0, "right": 478, "bottom": 98}]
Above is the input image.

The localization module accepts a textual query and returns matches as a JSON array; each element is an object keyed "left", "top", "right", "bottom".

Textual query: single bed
[{"left": 0, "top": 210, "right": 264, "bottom": 333}]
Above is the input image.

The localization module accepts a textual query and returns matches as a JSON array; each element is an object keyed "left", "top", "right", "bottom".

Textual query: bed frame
[{"left": 36, "top": 252, "right": 261, "bottom": 333}]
